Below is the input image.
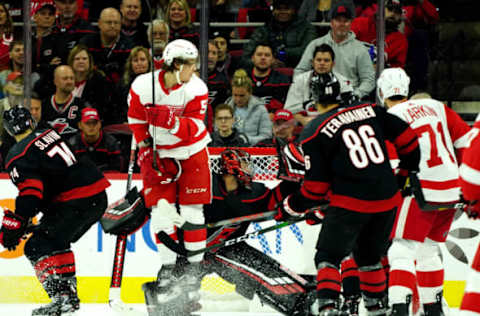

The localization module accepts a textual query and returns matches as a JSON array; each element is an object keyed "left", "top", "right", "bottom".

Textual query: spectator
[
  {"left": 207, "top": 40, "right": 229, "bottom": 131},
  {"left": 255, "top": 109, "right": 297, "bottom": 147},
  {"left": 30, "top": 96, "right": 43, "bottom": 123},
  {"left": 294, "top": 0, "right": 375, "bottom": 101},
  {"left": 31, "top": 0, "right": 61, "bottom": 74},
  {"left": 225, "top": 69, "right": 272, "bottom": 144},
  {"left": 0, "top": 2, "right": 14, "bottom": 71},
  {"left": 165, "top": 0, "right": 199, "bottom": 47},
  {"left": 51, "top": 0, "right": 95, "bottom": 63},
  {"left": 80, "top": 7, "right": 134, "bottom": 84},
  {"left": 298, "top": 0, "right": 334, "bottom": 22},
  {"left": 209, "top": 103, "right": 249, "bottom": 147},
  {"left": 351, "top": 0, "right": 408, "bottom": 68},
  {"left": 67, "top": 45, "right": 113, "bottom": 122},
  {"left": 148, "top": 19, "right": 169, "bottom": 69},
  {"left": 1, "top": 71, "right": 23, "bottom": 109},
  {"left": 242, "top": 0, "right": 317, "bottom": 69},
  {"left": 285, "top": 43, "right": 354, "bottom": 125},
  {"left": 212, "top": 29, "right": 237, "bottom": 80},
  {"left": 116, "top": 46, "right": 152, "bottom": 124},
  {"left": 68, "top": 107, "right": 124, "bottom": 172},
  {"left": 0, "top": 41, "right": 28, "bottom": 99},
  {"left": 247, "top": 42, "right": 291, "bottom": 115},
  {"left": 40, "top": 65, "right": 85, "bottom": 137},
  {"left": 151, "top": 0, "right": 169, "bottom": 20},
  {"left": 120, "top": 0, "right": 150, "bottom": 48}
]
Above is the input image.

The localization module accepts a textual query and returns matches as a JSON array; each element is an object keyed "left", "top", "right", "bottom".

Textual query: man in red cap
[
  {"left": 255, "top": 109, "right": 297, "bottom": 147},
  {"left": 67, "top": 107, "right": 124, "bottom": 172}
]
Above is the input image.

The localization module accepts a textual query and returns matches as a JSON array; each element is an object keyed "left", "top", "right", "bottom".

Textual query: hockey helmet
[
  {"left": 310, "top": 72, "right": 341, "bottom": 105},
  {"left": 377, "top": 67, "right": 410, "bottom": 105},
  {"left": 219, "top": 149, "right": 253, "bottom": 187},
  {"left": 3, "top": 106, "right": 37, "bottom": 137},
  {"left": 162, "top": 39, "right": 199, "bottom": 66}
]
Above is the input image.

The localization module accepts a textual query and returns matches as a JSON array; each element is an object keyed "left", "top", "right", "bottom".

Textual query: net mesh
[
  {"left": 208, "top": 147, "right": 279, "bottom": 181},
  {"left": 201, "top": 147, "right": 278, "bottom": 296}
]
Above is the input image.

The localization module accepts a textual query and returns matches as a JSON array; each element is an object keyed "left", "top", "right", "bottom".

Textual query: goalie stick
[
  {"left": 108, "top": 137, "right": 138, "bottom": 314},
  {"left": 157, "top": 215, "right": 310, "bottom": 257}
]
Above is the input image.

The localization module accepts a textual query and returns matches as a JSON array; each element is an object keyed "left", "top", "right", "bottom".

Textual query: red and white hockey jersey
[
  {"left": 127, "top": 70, "right": 210, "bottom": 159},
  {"left": 388, "top": 98, "right": 471, "bottom": 203},
  {"left": 459, "top": 114, "right": 480, "bottom": 201}
]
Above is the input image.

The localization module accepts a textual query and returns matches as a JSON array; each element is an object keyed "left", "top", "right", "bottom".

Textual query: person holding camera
[{"left": 241, "top": 0, "right": 317, "bottom": 68}]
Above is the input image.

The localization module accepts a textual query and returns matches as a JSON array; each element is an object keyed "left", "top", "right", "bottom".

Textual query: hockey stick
[
  {"left": 408, "top": 172, "right": 465, "bottom": 211},
  {"left": 157, "top": 215, "right": 308, "bottom": 257},
  {"left": 108, "top": 137, "right": 138, "bottom": 313}
]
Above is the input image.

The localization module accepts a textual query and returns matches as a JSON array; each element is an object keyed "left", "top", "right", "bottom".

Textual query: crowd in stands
[{"left": 0, "top": 0, "right": 442, "bottom": 172}]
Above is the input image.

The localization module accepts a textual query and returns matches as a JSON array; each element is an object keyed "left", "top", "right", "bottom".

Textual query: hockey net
[{"left": 202, "top": 147, "right": 279, "bottom": 297}]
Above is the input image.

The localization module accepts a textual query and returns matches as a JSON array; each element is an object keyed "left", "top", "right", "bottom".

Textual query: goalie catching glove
[
  {"left": 100, "top": 187, "right": 150, "bottom": 235},
  {"left": 0, "top": 209, "right": 28, "bottom": 251}
]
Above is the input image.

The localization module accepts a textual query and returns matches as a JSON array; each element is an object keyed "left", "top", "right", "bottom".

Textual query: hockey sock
[
  {"left": 316, "top": 261, "right": 341, "bottom": 299},
  {"left": 180, "top": 204, "right": 206, "bottom": 263},
  {"left": 358, "top": 263, "right": 387, "bottom": 298},
  {"left": 341, "top": 255, "right": 360, "bottom": 297},
  {"left": 460, "top": 243, "right": 480, "bottom": 314},
  {"left": 34, "top": 250, "right": 76, "bottom": 286},
  {"left": 155, "top": 228, "right": 178, "bottom": 266},
  {"left": 416, "top": 241, "right": 444, "bottom": 305}
]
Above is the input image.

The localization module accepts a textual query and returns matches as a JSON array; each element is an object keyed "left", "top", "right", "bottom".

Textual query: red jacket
[{"left": 351, "top": 15, "right": 408, "bottom": 68}]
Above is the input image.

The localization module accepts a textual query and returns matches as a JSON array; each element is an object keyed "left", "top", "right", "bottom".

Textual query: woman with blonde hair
[
  {"left": 166, "top": 0, "right": 199, "bottom": 47},
  {"left": 225, "top": 69, "right": 272, "bottom": 144},
  {"left": 67, "top": 44, "right": 112, "bottom": 122}
]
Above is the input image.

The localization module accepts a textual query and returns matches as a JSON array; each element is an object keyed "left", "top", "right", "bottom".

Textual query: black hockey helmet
[
  {"left": 219, "top": 149, "right": 253, "bottom": 187},
  {"left": 3, "top": 106, "right": 36, "bottom": 137},
  {"left": 310, "top": 72, "right": 341, "bottom": 106}
]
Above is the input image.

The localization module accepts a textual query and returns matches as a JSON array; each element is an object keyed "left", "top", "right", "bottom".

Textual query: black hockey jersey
[
  {"left": 250, "top": 68, "right": 291, "bottom": 113},
  {"left": 41, "top": 95, "right": 85, "bottom": 137},
  {"left": 5, "top": 128, "right": 110, "bottom": 219},
  {"left": 297, "top": 103, "right": 420, "bottom": 213}
]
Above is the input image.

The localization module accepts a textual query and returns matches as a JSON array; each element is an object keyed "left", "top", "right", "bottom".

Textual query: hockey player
[
  {"left": 0, "top": 106, "right": 110, "bottom": 316},
  {"left": 459, "top": 114, "right": 480, "bottom": 316},
  {"left": 127, "top": 39, "right": 211, "bottom": 295},
  {"left": 377, "top": 68, "right": 471, "bottom": 316},
  {"left": 275, "top": 72, "right": 421, "bottom": 316},
  {"left": 144, "top": 147, "right": 321, "bottom": 316}
]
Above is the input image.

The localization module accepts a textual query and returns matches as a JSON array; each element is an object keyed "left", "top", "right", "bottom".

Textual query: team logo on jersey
[{"left": 48, "top": 118, "right": 77, "bottom": 135}]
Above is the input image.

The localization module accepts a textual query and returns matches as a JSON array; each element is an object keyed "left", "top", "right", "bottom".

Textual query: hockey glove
[
  {"left": 0, "top": 210, "right": 28, "bottom": 251},
  {"left": 275, "top": 195, "right": 306, "bottom": 221},
  {"left": 305, "top": 207, "right": 325, "bottom": 225},
  {"left": 464, "top": 200, "right": 480, "bottom": 220},
  {"left": 137, "top": 145, "right": 154, "bottom": 169},
  {"left": 146, "top": 105, "right": 177, "bottom": 130}
]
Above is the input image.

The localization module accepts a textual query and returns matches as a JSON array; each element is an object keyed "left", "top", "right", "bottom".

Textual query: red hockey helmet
[{"left": 219, "top": 149, "right": 253, "bottom": 187}]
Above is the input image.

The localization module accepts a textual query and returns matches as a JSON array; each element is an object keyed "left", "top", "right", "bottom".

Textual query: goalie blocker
[{"left": 100, "top": 187, "right": 150, "bottom": 236}]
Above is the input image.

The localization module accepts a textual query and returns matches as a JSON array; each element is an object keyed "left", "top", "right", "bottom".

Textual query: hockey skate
[
  {"left": 143, "top": 262, "right": 207, "bottom": 316},
  {"left": 317, "top": 298, "right": 349, "bottom": 316},
  {"left": 32, "top": 277, "right": 80, "bottom": 316},
  {"left": 363, "top": 295, "right": 389, "bottom": 316},
  {"left": 341, "top": 294, "right": 361, "bottom": 316},
  {"left": 423, "top": 291, "right": 445, "bottom": 316},
  {"left": 390, "top": 295, "right": 412, "bottom": 316}
]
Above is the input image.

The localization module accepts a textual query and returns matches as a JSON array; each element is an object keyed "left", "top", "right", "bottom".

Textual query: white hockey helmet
[
  {"left": 377, "top": 67, "right": 410, "bottom": 105},
  {"left": 162, "top": 39, "right": 198, "bottom": 66}
]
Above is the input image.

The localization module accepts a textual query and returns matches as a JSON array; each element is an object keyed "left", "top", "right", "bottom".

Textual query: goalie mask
[
  {"left": 219, "top": 149, "right": 253, "bottom": 187},
  {"left": 310, "top": 72, "right": 341, "bottom": 106}
]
